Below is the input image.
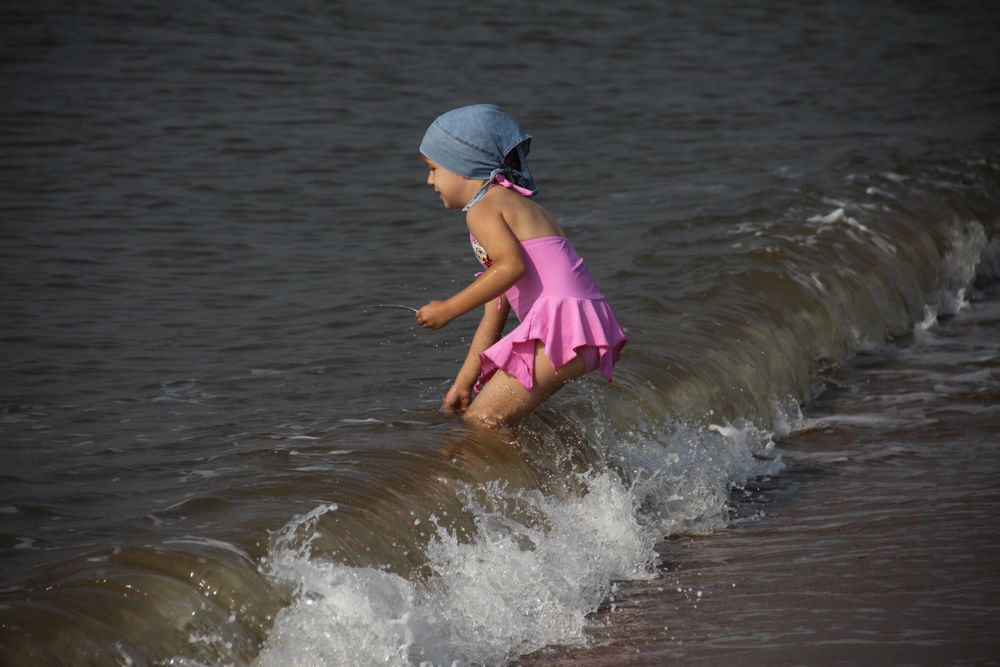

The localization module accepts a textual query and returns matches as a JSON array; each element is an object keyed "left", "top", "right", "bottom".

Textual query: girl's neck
[{"left": 464, "top": 172, "right": 537, "bottom": 211}]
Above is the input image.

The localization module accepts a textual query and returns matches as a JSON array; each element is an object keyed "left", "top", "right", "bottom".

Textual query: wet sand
[{"left": 520, "top": 285, "right": 1000, "bottom": 666}]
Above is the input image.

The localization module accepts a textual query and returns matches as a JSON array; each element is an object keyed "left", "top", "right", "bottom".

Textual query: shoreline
[{"left": 520, "top": 285, "right": 1000, "bottom": 666}]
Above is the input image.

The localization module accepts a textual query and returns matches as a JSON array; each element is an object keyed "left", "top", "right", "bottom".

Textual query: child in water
[{"left": 416, "top": 104, "right": 627, "bottom": 427}]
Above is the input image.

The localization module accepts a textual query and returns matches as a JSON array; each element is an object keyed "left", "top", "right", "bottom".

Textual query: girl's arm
[
  {"left": 416, "top": 203, "right": 525, "bottom": 330},
  {"left": 441, "top": 295, "right": 510, "bottom": 413}
]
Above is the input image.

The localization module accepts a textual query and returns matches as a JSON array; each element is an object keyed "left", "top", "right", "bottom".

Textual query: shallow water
[
  {"left": 1, "top": 1, "right": 999, "bottom": 664},
  {"left": 519, "top": 283, "right": 1000, "bottom": 666}
]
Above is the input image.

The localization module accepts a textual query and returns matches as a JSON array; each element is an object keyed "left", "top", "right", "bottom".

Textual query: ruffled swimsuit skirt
[{"left": 473, "top": 235, "right": 628, "bottom": 392}]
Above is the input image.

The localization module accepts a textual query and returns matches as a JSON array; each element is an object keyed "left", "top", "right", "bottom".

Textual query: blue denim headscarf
[{"left": 419, "top": 104, "right": 538, "bottom": 211}]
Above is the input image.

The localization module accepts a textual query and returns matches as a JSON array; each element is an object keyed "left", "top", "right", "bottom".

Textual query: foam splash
[
  {"left": 252, "top": 414, "right": 783, "bottom": 666},
  {"left": 257, "top": 563, "right": 415, "bottom": 666},
  {"left": 254, "top": 471, "right": 652, "bottom": 666},
  {"left": 917, "top": 220, "right": 989, "bottom": 333},
  {"left": 608, "top": 416, "right": 785, "bottom": 538},
  {"left": 416, "top": 474, "right": 654, "bottom": 665}
]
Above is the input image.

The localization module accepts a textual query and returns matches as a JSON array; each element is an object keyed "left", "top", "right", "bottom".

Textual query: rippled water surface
[
  {"left": 520, "top": 283, "right": 1000, "bottom": 666},
  {"left": 1, "top": 0, "right": 998, "bottom": 664}
]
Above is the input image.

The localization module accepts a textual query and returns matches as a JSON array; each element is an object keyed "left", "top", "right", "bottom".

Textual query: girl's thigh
[{"left": 464, "top": 341, "right": 587, "bottom": 428}]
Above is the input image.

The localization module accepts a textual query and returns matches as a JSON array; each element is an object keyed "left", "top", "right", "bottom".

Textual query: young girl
[{"left": 415, "top": 104, "right": 627, "bottom": 427}]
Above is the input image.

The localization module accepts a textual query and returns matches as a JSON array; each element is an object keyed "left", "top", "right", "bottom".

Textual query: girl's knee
[
  {"left": 464, "top": 369, "right": 534, "bottom": 428},
  {"left": 463, "top": 405, "right": 510, "bottom": 429}
]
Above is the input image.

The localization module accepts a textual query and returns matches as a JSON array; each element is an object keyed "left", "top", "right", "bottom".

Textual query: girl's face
[{"left": 422, "top": 157, "right": 481, "bottom": 210}]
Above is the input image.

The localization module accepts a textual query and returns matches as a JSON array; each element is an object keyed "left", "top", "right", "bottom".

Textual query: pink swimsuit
[{"left": 471, "top": 233, "right": 628, "bottom": 392}]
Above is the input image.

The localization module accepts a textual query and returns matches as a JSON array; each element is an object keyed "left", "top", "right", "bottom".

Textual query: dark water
[{"left": 1, "top": 1, "right": 998, "bottom": 664}]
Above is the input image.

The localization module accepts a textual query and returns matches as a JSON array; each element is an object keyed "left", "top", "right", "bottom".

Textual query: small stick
[{"left": 372, "top": 303, "right": 419, "bottom": 313}]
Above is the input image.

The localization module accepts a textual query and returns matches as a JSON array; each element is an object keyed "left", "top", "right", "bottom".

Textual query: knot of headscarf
[{"left": 419, "top": 104, "right": 538, "bottom": 211}]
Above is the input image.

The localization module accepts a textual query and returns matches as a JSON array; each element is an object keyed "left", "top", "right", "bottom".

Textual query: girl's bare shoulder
[{"left": 477, "top": 187, "right": 563, "bottom": 240}]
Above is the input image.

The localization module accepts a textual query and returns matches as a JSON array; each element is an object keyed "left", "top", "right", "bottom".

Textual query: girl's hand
[
  {"left": 416, "top": 300, "right": 454, "bottom": 330},
  {"left": 441, "top": 384, "right": 472, "bottom": 414}
]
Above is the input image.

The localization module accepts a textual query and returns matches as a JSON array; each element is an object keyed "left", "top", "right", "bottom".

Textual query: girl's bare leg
[{"left": 463, "top": 341, "right": 587, "bottom": 428}]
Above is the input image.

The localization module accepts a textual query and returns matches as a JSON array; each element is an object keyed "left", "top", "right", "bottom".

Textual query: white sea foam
[
  {"left": 252, "top": 416, "right": 782, "bottom": 666},
  {"left": 254, "top": 471, "right": 652, "bottom": 666},
  {"left": 796, "top": 413, "right": 907, "bottom": 430},
  {"left": 919, "top": 220, "right": 988, "bottom": 332},
  {"left": 808, "top": 207, "right": 845, "bottom": 224},
  {"left": 881, "top": 171, "right": 910, "bottom": 183},
  {"left": 806, "top": 206, "right": 898, "bottom": 255},
  {"left": 614, "top": 419, "right": 783, "bottom": 537},
  {"left": 13, "top": 537, "right": 37, "bottom": 550}
]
